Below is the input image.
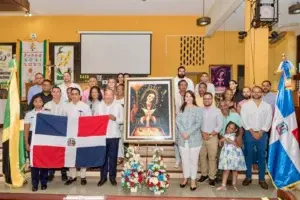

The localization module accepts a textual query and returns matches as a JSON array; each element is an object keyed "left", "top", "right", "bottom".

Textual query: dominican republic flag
[
  {"left": 30, "top": 113, "right": 109, "bottom": 168},
  {"left": 268, "top": 61, "right": 300, "bottom": 189}
]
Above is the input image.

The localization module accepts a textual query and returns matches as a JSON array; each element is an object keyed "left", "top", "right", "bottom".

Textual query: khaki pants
[{"left": 200, "top": 135, "right": 219, "bottom": 180}]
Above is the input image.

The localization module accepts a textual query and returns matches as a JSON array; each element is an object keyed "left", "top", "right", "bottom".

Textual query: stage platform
[{"left": 1, "top": 177, "right": 295, "bottom": 200}]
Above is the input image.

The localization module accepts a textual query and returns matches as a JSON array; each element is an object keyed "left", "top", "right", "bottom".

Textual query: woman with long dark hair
[
  {"left": 116, "top": 73, "right": 124, "bottom": 86},
  {"left": 222, "top": 89, "right": 237, "bottom": 112},
  {"left": 88, "top": 86, "right": 103, "bottom": 114},
  {"left": 229, "top": 80, "right": 244, "bottom": 103},
  {"left": 176, "top": 90, "right": 203, "bottom": 191}
]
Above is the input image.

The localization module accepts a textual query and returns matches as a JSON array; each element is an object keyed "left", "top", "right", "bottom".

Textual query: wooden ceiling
[{"left": 0, "top": 0, "right": 30, "bottom": 11}]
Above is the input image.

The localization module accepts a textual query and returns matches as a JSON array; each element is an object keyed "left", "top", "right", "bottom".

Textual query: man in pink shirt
[{"left": 82, "top": 77, "right": 98, "bottom": 103}]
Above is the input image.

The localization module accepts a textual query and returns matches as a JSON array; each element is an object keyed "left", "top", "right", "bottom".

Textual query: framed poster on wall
[
  {"left": 209, "top": 65, "right": 232, "bottom": 94},
  {"left": 50, "top": 43, "right": 75, "bottom": 85},
  {"left": 124, "top": 77, "right": 175, "bottom": 144},
  {"left": 0, "top": 43, "right": 16, "bottom": 85}
]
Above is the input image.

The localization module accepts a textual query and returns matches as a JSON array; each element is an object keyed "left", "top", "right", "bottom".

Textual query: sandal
[
  {"left": 232, "top": 184, "right": 238, "bottom": 191},
  {"left": 216, "top": 185, "right": 227, "bottom": 191}
]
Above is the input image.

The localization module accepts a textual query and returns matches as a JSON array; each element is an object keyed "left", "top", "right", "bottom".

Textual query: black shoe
[
  {"left": 197, "top": 175, "right": 209, "bottom": 182},
  {"left": 109, "top": 178, "right": 117, "bottom": 186},
  {"left": 97, "top": 179, "right": 107, "bottom": 187},
  {"left": 64, "top": 178, "right": 77, "bottom": 185},
  {"left": 259, "top": 180, "right": 268, "bottom": 190},
  {"left": 242, "top": 178, "right": 252, "bottom": 186},
  {"left": 81, "top": 178, "right": 87, "bottom": 186},
  {"left": 215, "top": 176, "right": 222, "bottom": 183},
  {"left": 179, "top": 180, "right": 188, "bottom": 188},
  {"left": 48, "top": 174, "right": 54, "bottom": 182},
  {"left": 208, "top": 179, "right": 215, "bottom": 187},
  {"left": 190, "top": 186, "right": 197, "bottom": 191},
  {"left": 61, "top": 174, "right": 68, "bottom": 182},
  {"left": 32, "top": 186, "right": 38, "bottom": 192},
  {"left": 41, "top": 185, "right": 47, "bottom": 190}
]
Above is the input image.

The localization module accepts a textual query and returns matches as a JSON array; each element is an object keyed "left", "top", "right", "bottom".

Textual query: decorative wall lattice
[{"left": 180, "top": 36, "right": 205, "bottom": 66}]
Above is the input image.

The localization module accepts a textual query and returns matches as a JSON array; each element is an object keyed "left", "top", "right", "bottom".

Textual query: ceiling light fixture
[
  {"left": 289, "top": 2, "right": 300, "bottom": 14},
  {"left": 25, "top": 11, "right": 32, "bottom": 17},
  {"left": 196, "top": 0, "right": 211, "bottom": 26}
]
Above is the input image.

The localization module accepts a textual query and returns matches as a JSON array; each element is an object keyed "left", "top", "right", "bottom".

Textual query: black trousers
[{"left": 101, "top": 138, "right": 119, "bottom": 179}]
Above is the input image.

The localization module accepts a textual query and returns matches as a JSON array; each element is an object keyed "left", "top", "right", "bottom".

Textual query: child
[
  {"left": 217, "top": 121, "right": 246, "bottom": 191},
  {"left": 24, "top": 95, "right": 48, "bottom": 192}
]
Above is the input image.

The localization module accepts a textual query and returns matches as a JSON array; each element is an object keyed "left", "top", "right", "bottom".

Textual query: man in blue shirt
[{"left": 27, "top": 73, "right": 44, "bottom": 104}]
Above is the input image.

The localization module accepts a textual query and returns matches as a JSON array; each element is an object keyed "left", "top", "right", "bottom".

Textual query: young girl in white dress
[{"left": 217, "top": 121, "right": 246, "bottom": 191}]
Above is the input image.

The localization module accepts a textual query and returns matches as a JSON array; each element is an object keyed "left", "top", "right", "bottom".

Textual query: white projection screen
[{"left": 80, "top": 32, "right": 152, "bottom": 74}]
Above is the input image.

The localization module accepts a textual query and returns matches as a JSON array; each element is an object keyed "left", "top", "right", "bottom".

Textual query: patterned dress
[{"left": 218, "top": 133, "right": 247, "bottom": 171}]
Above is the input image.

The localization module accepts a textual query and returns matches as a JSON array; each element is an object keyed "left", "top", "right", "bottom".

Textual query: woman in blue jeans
[{"left": 24, "top": 95, "right": 48, "bottom": 192}]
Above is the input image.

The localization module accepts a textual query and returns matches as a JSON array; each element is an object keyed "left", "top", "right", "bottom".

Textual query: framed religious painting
[
  {"left": 209, "top": 65, "right": 232, "bottom": 94},
  {"left": 124, "top": 77, "right": 175, "bottom": 144}
]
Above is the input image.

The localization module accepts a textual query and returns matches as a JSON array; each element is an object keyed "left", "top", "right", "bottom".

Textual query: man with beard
[
  {"left": 237, "top": 87, "right": 251, "bottom": 113},
  {"left": 241, "top": 86, "right": 272, "bottom": 189},
  {"left": 174, "top": 66, "right": 194, "bottom": 94},
  {"left": 261, "top": 80, "right": 276, "bottom": 113},
  {"left": 195, "top": 72, "right": 215, "bottom": 96}
]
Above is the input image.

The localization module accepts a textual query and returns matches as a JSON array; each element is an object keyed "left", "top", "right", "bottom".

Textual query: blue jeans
[{"left": 244, "top": 131, "right": 268, "bottom": 181}]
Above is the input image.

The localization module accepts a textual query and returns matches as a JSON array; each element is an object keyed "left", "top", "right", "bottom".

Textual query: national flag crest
[
  {"left": 268, "top": 59, "right": 300, "bottom": 189},
  {"left": 31, "top": 113, "right": 109, "bottom": 168}
]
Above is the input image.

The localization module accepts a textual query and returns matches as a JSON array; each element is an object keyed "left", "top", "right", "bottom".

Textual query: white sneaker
[{"left": 174, "top": 161, "right": 181, "bottom": 168}]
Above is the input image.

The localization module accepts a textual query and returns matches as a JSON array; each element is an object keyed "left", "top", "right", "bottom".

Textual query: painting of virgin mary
[{"left": 124, "top": 78, "right": 175, "bottom": 143}]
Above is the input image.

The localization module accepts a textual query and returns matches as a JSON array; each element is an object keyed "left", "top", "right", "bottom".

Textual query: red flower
[
  {"left": 131, "top": 169, "right": 135, "bottom": 172},
  {"left": 149, "top": 183, "right": 154, "bottom": 187},
  {"left": 138, "top": 175, "right": 143, "bottom": 183},
  {"left": 130, "top": 182, "right": 135, "bottom": 187},
  {"left": 125, "top": 177, "right": 129, "bottom": 182},
  {"left": 157, "top": 182, "right": 161, "bottom": 187}
]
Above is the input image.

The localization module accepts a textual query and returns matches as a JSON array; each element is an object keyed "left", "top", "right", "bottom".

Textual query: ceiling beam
[
  {"left": 205, "top": 0, "right": 244, "bottom": 37},
  {"left": 0, "top": 0, "right": 30, "bottom": 12}
]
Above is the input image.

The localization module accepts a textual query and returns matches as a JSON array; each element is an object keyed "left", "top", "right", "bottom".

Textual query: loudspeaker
[{"left": 255, "top": 0, "right": 277, "bottom": 22}]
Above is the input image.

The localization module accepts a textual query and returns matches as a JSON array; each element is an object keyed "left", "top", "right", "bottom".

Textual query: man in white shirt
[
  {"left": 94, "top": 89, "right": 123, "bottom": 187},
  {"left": 198, "top": 92, "right": 223, "bottom": 187},
  {"left": 44, "top": 87, "right": 68, "bottom": 182},
  {"left": 240, "top": 86, "right": 272, "bottom": 190},
  {"left": 58, "top": 72, "right": 82, "bottom": 102},
  {"left": 174, "top": 66, "right": 194, "bottom": 94},
  {"left": 195, "top": 72, "right": 215, "bottom": 96},
  {"left": 174, "top": 79, "right": 187, "bottom": 168},
  {"left": 64, "top": 88, "right": 91, "bottom": 186}
]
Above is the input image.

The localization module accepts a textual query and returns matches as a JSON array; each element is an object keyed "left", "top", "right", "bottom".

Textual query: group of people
[
  {"left": 174, "top": 66, "right": 275, "bottom": 191},
  {"left": 25, "top": 72, "right": 128, "bottom": 191},
  {"left": 24, "top": 66, "right": 276, "bottom": 193}
]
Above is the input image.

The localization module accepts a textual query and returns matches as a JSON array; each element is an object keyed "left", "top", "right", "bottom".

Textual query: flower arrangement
[
  {"left": 146, "top": 148, "right": 170, "bottom": 195},
  {"left": 121, "top": 146, "right": 145, "bottom": 192}
]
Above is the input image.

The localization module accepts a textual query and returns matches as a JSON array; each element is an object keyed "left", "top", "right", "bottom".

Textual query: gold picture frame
[{"left": 124, "top": 77, "right": 175, "bottom": 144}]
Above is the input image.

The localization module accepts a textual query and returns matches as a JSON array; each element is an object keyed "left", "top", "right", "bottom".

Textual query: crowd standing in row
[{"left": 25, "top": 68, "right": 276, "bottom": 192}]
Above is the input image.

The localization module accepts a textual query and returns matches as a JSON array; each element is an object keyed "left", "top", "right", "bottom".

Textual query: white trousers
[
  {"left": 179, "top": 143, "right": 201, "bottom": 180},
  {"left": 69, "top": 168, "right": 86, "bottom": 179}
]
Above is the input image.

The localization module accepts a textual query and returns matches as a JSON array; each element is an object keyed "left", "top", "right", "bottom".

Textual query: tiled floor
[{"left": 0, "top": 177, "right": 281, "bottom": 198}]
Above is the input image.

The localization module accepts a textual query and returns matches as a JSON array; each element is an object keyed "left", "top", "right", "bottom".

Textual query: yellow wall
[
  {"left": 0, "top": 16, "right": 244, "bottom": 80},
  {"left": 0, "top": 16, "right": 296, "bottom": 86}
]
